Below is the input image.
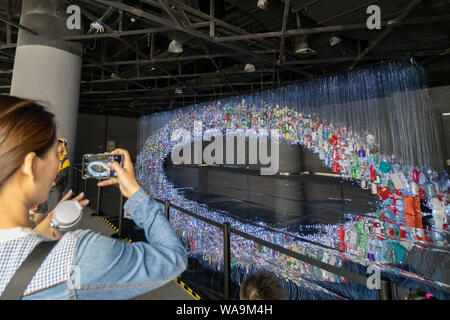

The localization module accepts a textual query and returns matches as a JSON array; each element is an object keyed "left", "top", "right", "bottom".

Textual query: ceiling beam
[
  {"left": 215, "top": 13, "right": 450, "bottom": 42},
  {"left": 90, "top": 0, "right": 313, "bottom": 78},
  {"left": 0, "top": 15, "right": 39, "bottom": 36},
  {"left": 314, "top": 0, "right": 381, "bottom": 26},
  {"left": 82, "top": 50, "right": 277, "bottom": 67},
  {"left": 80, "top": 85, "right": 284, "bottom": 104},
  {"left": 0, "top": 43, "right": 16, "bottom": 50},
  {"left": 80, "top": 81, "right": 294, "bottom": 95},
  {"left": 61, "top": 26, "right": 172, "bottom": 40},
  {"left": 279, "top": 0, "right": 290, "bottom": 61},
  {"left": 0, "top": 48, "right": 446, "bottom": 76},
  {"left": 350, "top": 0, "right": 422, "bottom": 69},
  {"left": 161, "top": 0, "right": 314, "bottom": 78},
  {"left": 73, "top": 1, "right": 195, "bottom": 101},
  {"left": 6, "top": 0, "right": 12, "bottom": 44},
  {"left": 81, "top": 68, "right": 275, "bottom": 84}
]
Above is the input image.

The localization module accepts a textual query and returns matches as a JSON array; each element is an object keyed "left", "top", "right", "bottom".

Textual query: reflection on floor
[
  {"left": 165, "top": 164, "right": 380, "bottom": 232},
  {"left": 164, "top": 164, "right": 450, "bottom": 299}
]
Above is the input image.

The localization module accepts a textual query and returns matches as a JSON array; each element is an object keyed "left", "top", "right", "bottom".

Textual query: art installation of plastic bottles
[{"left": 136, "top": 61, "right": 450, "bottom": 300}]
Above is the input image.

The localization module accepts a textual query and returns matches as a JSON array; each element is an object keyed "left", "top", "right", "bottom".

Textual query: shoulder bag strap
[{"left": 0, "top": 240, "right": 58, "bottom": 300}]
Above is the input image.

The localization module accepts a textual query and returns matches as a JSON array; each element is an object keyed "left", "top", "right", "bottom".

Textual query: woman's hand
[
  {"left": 97, "top": 148, "right": 141, "bottom": 199},
  {"left": 33, "top": 190, "right": 89, "bottom": 239}
]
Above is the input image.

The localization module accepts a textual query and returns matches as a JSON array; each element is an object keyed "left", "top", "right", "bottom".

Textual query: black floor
[
  {"left": 165, "top": 164, "right": 380, "bottom": 233},
  {"left": 77, "top": 166, "right": 450, "bottom": 300}
]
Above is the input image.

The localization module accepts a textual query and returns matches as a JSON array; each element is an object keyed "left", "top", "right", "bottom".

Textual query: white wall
[{"left": 10, "top": 45, "right": 82, "bottom": 166}]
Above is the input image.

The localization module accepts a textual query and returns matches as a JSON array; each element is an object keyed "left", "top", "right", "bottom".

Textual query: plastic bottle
[
  {"left": 366, "top": 134, "right": 375, "bottom": 150},
  {"left": 378, "top": 156, "right": 391, "bottom": 174},
  {"left": 423, "top": 182, "right": 437, "bottom": 199},
  {"left": 418, "top": 170, "right": 427, "bottom": 185},
  {"left": 343, "top": 159, "right": 352, "bottom": 176},
  {"left": 323, "top": 127, "right": 328, "bottom": 140},
  {"left": 438, "top": 173, "right": 449, "bottom": 193},
  {"left": 429, "top": 198, "right": 447, "bottom": 230},
  {"left": 410, "top": 182, "right": 420, "bottom": 196}
]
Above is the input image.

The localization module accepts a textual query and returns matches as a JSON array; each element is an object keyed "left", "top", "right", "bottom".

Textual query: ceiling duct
[{"left": 294, "top": 11, "right": 315, "bottom": 55}]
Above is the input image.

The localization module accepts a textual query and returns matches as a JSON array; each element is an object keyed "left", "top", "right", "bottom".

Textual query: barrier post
[
  {"left": 95, "top": 185, "right": 102, "bottom": 216},
  {"left": 223, "top": 222, "right": 231, "bottom": 300},
  {"left": 378, "top": 278, "right": 394, "bottom": 300},
  {"left": 118, "top": 193, "right": 124, "bottom": 238},
  {"left": 73, "top": 167, "right": 78, "bottom": 195},
  {"left": 164, "top": 200, "right": 170, "bottom": 221},
  {"left": 84, "top": 178, "right": 87, "bottom": 196}
]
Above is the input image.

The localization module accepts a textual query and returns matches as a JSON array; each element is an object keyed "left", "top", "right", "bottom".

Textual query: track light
[
  {"left": 244, "top": 63, "right": 256, "bottom": 72},
  {"left": 257, "top": 0, "right": 268, "bottom": 9},
  {"left": 330, "top": 36, "right": 342, "bottom": 46},
  {"left": 168, "top": 40, "right": 183, "bottom": 54}
]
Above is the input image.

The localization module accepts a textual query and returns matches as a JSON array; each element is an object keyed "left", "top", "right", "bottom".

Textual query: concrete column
[{"left": 10, "top": 0, "right": 83, "bottom": 166}]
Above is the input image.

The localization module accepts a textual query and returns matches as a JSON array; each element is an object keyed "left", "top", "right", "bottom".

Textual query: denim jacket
[{"left": 0, "top": 189, "right": 187, "bottom": 300}]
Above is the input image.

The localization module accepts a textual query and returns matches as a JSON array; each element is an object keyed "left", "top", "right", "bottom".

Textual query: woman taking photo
[
  {"left": 34, "top": 138, "right": 71, "bottom": 225},
  {"left": 0, "top": 95, "right": 187, "bottom": 300}
]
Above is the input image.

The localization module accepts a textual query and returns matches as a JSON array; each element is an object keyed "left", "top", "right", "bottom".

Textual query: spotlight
[
  {"left": 168, "top": 40, "right": 183, "bottom": 54},
  {"left": 329, "top": 36, "right": 342, "bottom": 46},
  {"left": 257, "top": 0, "right": 268, "bottom": 9},
  {"left": 244, "top": 63, "right": 256, "bottom": 72},
  {"left": 175, "top": 88, "right": 184, "bottom": 94}
]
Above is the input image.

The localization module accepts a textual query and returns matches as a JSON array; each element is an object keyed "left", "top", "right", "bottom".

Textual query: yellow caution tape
[{"left": 174, "top": 278, "right": 201, "bottom": 300}]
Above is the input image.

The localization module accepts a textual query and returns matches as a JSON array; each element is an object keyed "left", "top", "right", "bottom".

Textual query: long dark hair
[{"left": 0, "top": 95, "right": 56, "bottom": 188}]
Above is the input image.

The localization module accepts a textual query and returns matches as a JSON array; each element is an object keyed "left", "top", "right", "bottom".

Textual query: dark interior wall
[
  {"left": 429, "top": 85, "right": 450, "bottom": 172},
  {"left": 74, "top": 113, "right": 138, "bottom": 166},
  {"left": 167, "top": 138, "right": 332, "bottom": 174},
  {"left": 107, "top": 116, "right": 138, "bottom": 161}
]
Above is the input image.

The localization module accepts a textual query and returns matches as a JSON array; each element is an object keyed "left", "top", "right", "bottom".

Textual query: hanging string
[{"left": 135, "top": 60, "right": 449, "bottom": 300}]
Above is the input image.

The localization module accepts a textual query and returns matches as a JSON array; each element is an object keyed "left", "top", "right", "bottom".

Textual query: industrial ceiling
[{"left": 0, "top": 0, "right": 450, "bottom": 117}]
